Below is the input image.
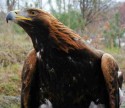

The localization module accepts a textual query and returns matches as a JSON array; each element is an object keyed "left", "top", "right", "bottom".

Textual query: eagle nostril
[{"left": 15, "top": 12, "right": 18, "bottom": 14}]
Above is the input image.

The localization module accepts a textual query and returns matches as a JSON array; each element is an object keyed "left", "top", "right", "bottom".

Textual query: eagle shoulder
[
  {"left": 21, "top": 49, "right": 37, "bottom": 108},
  {"left": 101, "top": 53, "right": 119, "bottom": 108}
]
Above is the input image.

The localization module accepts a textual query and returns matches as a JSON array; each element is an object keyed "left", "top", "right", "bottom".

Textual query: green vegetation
[
  {"left": 0, "top": 95, "right": 20, "bottom": 108},
  {"left": 103, "top": 13, "right": 125, "bottom": 48},
  {"left": 13, "top": 24, "right": 25, "bottom": 34},
  {"left": 0, "top": 22, "right": 32, "bottom": 107},
  {"left": 54, "top": 10, "right": 84, "bottom": 30},
  {"left": 0, "top": 33, "right": 32, "bottom": 95}
]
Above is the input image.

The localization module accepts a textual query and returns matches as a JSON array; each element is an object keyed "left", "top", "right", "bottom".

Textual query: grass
[
  {"left": 0, "top": 64, "right": 21, "bottom": 95},
  {"left": 0, "top": 95, "right": 20, "bottom": 108},
  {"left": 103, "top": 47, "right": 125, "bottom": 70},
  {"left": 0, "top": 21, "right": 32, "bottom": 107},
  {"left": 104, "top": 47, "right": 121, "bottom": 54}
]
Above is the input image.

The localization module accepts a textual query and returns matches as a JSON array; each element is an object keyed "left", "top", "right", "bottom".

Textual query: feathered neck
[
  {"left": 26, "top": 18, "right": 88, "bottom": 53},
  {"left": 48, "top": 20, "right": 87, "bottom": 53}
]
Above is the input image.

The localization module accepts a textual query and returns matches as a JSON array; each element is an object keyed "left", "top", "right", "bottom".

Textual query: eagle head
[
  {"left": 6, "top": 8, "right": 55, "bottom": 29},
  {"left": 6, "top": 8, "right": 58, "bottom": 51}
]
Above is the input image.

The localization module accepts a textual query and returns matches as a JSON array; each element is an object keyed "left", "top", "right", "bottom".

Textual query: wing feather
[
  {"left": 101, "top": 53, "right": 119, "bottom": 108},
  {"left": 21, "top": 49, "right": 37, "bottom": 108}
]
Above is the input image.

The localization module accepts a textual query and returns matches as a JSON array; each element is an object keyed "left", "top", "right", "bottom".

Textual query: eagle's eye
[{"left": 29, "top": 11, "right": 38, "bottom": 16}]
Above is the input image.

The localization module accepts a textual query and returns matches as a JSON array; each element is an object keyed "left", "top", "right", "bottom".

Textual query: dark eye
[
  {"left": 31, "top": 11, "right": 35, "bottom": 14},
  {"left": 29, "top": 11, "right": 37, "bottom": 16}
]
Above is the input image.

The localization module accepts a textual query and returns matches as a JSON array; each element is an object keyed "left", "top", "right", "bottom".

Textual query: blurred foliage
[
  {"left": 12, "top": 24, "right": 25, "bottom": 34},
  {"left": 103, "top": 13, "right": 125, "bottom": 48},
  {"left": 48, "top": 0, "right": 85, "bottom": 31},
  {"left": 53, "top": 10, "right": 85, "bottom": 30}
]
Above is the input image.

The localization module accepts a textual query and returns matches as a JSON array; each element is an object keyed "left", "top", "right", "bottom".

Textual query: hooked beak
[{"left": 6, "top": 10, "right": 32, "bottom": 23}]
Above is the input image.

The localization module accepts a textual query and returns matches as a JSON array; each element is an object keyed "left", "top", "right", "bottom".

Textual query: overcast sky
[{"left": 115, "top": 0, "right": 125, "bottom": 2}]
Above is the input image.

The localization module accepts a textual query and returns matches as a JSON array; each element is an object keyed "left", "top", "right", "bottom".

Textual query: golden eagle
[{"left": 6, "top": 8, "right": 122, "bottom": 108}]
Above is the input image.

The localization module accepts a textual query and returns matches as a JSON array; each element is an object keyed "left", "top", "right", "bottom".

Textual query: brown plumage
[
  {"left": 21, "top": 49, "right": 37, "bottom": 108},
  {"left": 6, "top": 8, "right": 122, "bottom": 108}
]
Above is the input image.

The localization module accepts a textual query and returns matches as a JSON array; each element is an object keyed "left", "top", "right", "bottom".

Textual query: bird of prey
[{"left": 6, "top": 8, "right": 122, "bottom": 108}]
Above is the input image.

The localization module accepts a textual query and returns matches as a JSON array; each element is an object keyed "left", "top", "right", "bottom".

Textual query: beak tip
[
  {"left": 6, "top": 18, "right": 8, "bottom": 23},
  {"left": 6, "top": 12, "right": 15, "bottom": 23}
]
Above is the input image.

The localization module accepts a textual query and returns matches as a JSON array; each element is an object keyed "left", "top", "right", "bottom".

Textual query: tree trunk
[
  {"left": 7, "top": 0, "right": 16, "bottom": 11},
  {"left": 118, "top": 36, "right": 121, "bottom": 48}
]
